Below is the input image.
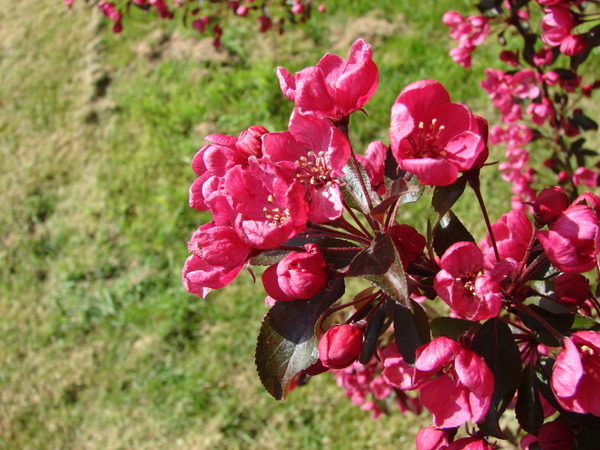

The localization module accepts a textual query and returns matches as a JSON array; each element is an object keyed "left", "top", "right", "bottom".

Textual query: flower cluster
[
  {"left": 183, "top": 40, "right": 600, "bottom": 447},
  {"left": 65, "top": 0, "right": 325, "bottom": 47},
  {"left": 444, "top": 0, "right": 600, "bottom": 210}
]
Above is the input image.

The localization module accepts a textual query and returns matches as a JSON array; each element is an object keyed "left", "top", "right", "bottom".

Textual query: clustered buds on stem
[
  {"left": 445, "top": 0, "right": 600, "bottom": 212},
  {"left": 182, "top": 37, "right": 600, "bottom": 447}
]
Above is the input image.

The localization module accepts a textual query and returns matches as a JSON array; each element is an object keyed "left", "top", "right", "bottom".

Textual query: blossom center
[
  {"left": 408, "top": 119, "right": 447, "bottom": 158},
  {"left": 295, "top": 151, "right": 334, "bottom": 187},
  {"left": 262, "top": 195, "right": 290, "bottom": 226}
]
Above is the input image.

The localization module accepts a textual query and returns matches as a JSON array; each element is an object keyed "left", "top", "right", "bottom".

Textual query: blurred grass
[{"left": 1, "top": 0, "right": 516, "bottom": 448}]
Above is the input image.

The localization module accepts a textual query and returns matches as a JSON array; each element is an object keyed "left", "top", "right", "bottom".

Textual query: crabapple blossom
[
  {"left": 276, "top": 39, "right": 378, "bottom": 121},
  {"left": 573, "top": 167, "right": 599, "bottom": 188},
  {"left": 534, "top": 186, "right": 569, "bottom": 224},
  {"left": 480, "top": 210, "right": 533, "bottom": 271},
  {"left": 390, "top": 80, "right": 489, "bottom": 186},
  {"left": 537, "top": 204, "right": 600, "bottom": 273},
  {"left": 434, "top": 241, "right": 502, "bottom": 321},
  {"left": 388, "top": 224, "right": 426, "bottom": 270},
  {"left": 261, "top": 243, "right": 327, "bottom": 302},
  {"left": 262, "top": 110, "right": 351, "bottom": 223},
  {"left": 551, "top": 331, "right": 600, "bottom": 416},
  {"left": 415, "top": 427, "right": 452, "bottom": 450},
  {"left": 224, "top": 161, "right": 309, "bottom": 249},
  {"left": 554, "top": 272, "right": 591, "bottom": 307},
  {"left": 318, "top": 323, "right": 364, "bottom": 369},
  {"left": 413, "top": 337, "right": 494, "bottom": 428}
]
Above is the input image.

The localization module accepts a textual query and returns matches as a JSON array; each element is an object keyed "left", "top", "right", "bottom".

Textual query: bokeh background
[{"left": 1, "top": 1, "right": 512, "bottom": 447}]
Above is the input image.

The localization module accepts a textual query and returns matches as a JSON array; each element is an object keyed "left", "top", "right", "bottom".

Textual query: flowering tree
[
  {"left": 64, "top": 0, "right": 325, "bottom": 47},
  {"left": 444, "top": 0, "right": 600, "bottom": 213},
  {"left": 182, "top": 36, "right": 600, "bottom": 448}
]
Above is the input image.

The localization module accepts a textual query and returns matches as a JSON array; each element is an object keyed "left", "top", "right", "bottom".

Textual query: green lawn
[{"left": 1, "top": 0, "right": 514, "bottom": 448}]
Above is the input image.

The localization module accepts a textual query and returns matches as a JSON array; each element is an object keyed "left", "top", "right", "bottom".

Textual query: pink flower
[
  {"left": 480, "top": 210, "right": 533, "bottom": 270},
  {"left": 262, "top": 110, "right": 351, "bottom": 223},
  {"left": 318, "top": 323, "right": 364, "bottom": 369},
  {"left": 258, "top": 15, "right": 272, "bottom": 33},
  {"left": 560, "top": 34, "right": 586, "bottom": 56},
  {"left": 434, "top": 241, "right": 502, "bottom": 321},
  {"left": 390, "top": 80, "right": 488, "bottom": 186},
  {"left": 414, "top": 337, "right": 494, "bottom": 428},
  {"left": 276, "top": 39, "right": 378, "bottom": 121},
  {"left": 446, "top": 437, "right": 495, "bottom": 450},
  {"left": 526, "top": 97, "right": 553, "bottom": 125},
  {"left": 573, "top": 167, "right": 598, "bottom": 188},
  {"left": 188, "top": 126, "right": 268, "bottom": 212},
  {"left": 389, "top": 224, "right": 426, "bottom": 270},
  {"left": 182, "top": 223, "right": 252, "bottom": 298},
  {"left": 537, "top": 204, "right": 600, "bottom": 273},
  {"left": 225, "top": 161, "right": 309, "bottom": 249},
  {"left": 554, "top": 272, "right": 591, "bottom": 307},
  {"left": 541, "top": 5, "right": 577, "bottom": 47},
  {"left": 534, "top": 46, "right": 554, "bottom": 66},
  {"left": 416, "top": 427, "right": 452, "bottom": 450},
  {"left": 551, "top": 331, "right": 600, "bottom": 416},
  {"left": 449, "top": 45, "right": 474, "bottom": 68},
  {"left": 534, "top": 186, "right": 569, "bottom": 224},
  {"left": 537, "top": 421, "right": 576, "bottom": 449},
  {"left": 261, "top": 243, "right": 327, "bottom": 301}
]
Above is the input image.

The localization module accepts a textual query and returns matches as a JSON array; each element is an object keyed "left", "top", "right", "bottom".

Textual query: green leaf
[
  {"left": 431, "top": 211, "right": 475, "bottom": 258},
  {"left": 344, "top": 233, "right": 394, "bottom": 276},
  {"left": 430, "top": 317, "right": 474, "bottom": 340},
  {"left": 472, "top": 318, "right": 522, "bottom": 439},
  {"left": 515, "top": 365, "right": 544, "bottom": 435},
  {"left": 255, "top": 278, "right": 345, "bottom": 400}
]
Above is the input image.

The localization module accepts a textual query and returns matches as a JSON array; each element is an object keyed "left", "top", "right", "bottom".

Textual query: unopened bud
[
  {"left": 318, "top": 324, "right": 363, "bottom": 369},
  {"left": 534, "top": 186, "right": 568, "bottom": 224}
]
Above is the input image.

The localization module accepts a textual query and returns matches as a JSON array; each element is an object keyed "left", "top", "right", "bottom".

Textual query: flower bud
[
  {"left": 261, "top": 244, "right": 327, "bottom": 302},
  {"left": 534, "top": 186, "right": 568, "bottom": 224},
  {"left": 318, "top": 324, "right": 363, "bottom": 369},
  {"left": 537, "top": 421, "right": 575, "bottom": 450},
  {"left": 555, "top": 272, "right": 591, "bottom": 307}
]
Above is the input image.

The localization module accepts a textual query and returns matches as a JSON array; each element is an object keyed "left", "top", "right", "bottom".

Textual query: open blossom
[
  {"left": 480, "top": 210, "right": 533, "bottom": 271},
  {"left": 189, "top": 126, "right": 268, "bottom": 212},
  {"left": 383, "top": 338, "right": 494, "bottom": 428},
  {"left": 434, "top": 241, "right": 502, "bottom": 321},
  {"left": 541, "top": 5, "right": 577, "bottom": 47},
  {"left": 276, "top": 39, "right": 378, "bottom": 120},
  {"left": 537, "top": 204, "right": 600, "bottom": 273},
  {"left": 224, "top": 160, "right": 309, "bottom": 249},
  {"left": 262, "top": 110, "right": 351, "bottom": 222},
  {"left": 415, "top": 337, "right": 494, "bottom": 428},
  {"left": 390, "top": 80, "right": 488, "bottom": 186},
  {"left": 261, "top": 243, "right": 327, "bottom": 301},
  {"left": 551, "top": 331, "right": 600, "bottom": 416}
]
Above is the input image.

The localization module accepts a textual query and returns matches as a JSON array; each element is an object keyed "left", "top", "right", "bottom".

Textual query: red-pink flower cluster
[
  {"left": 443, "top": 11, "right": 490, "bottom": 68},
  {"left": 182, "top": 39, "right": 600, "bottom": 447}
]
